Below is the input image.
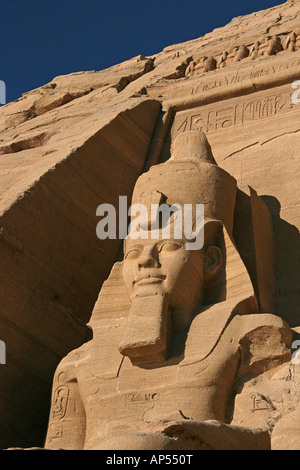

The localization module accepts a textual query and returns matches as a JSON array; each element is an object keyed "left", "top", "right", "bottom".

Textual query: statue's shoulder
[
  {"left": 228, "top": 313, "right": 293, "bottom": 377},
  {"left": 229, "top": 312, "right": 290, "bottom": 332},
  {"left": 230, "top": 314, "right": 296, "bottom": 435},
  {"left": 229, "top": 312, "right": 292, "bottom": 342},
  {"left": 186, "top": 304, "right": 292, "bottom": 366},
  {"left": 53, "top": 342, "right": 90, "bottom": 382}
]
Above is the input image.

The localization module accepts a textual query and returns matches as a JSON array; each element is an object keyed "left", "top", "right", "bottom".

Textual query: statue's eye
[
  {"left": 158, "top": 242, "right": 183, "bottom": 253},
  {"left": 125, "top": 248, "right": 142, "bottom": 260}
]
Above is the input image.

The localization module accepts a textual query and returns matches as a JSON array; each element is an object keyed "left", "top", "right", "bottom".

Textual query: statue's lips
[{"left": 134, "top": 273, "right": 166, "bottom": 286}]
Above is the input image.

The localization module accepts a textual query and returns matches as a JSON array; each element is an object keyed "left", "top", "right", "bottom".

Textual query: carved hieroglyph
[
  {"left": 45, "top": 131, "right": 298, "bottom": 450},
  {"left": 0, "top": 0, "right": 299, "bottom": 449}
]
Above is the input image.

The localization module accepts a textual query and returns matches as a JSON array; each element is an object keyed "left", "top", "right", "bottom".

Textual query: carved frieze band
[
  {"left": 173, "top": 84, "right": 298, "bottom": 137},
  {"left": 175, "top": 31, "right": 300, "bottom": 78}
]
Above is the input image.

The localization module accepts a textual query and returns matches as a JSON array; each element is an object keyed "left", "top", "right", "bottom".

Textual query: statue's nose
[{"left": 138, "top": 246, "right": 160, "bottom": 269}]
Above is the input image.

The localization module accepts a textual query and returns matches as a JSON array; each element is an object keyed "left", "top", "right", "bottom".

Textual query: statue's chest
[
  {"left": 78, "top": 351, "right": 223, "bottom": 424},
  {"left": 76, "top": 311, "right": 237, "bottom": 423}
]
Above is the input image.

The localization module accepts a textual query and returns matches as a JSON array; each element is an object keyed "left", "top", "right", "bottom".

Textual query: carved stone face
[{"left": 122, "top": 235, "right": 206, "bottom": 330}]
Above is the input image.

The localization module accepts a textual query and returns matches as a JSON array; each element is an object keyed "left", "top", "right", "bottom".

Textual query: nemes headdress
[
  {"left": 131, "top": 130, "right": 237, "bottom": 238},
  {"left": 90, "top": 130, "right": 275, "bottom": 364}
]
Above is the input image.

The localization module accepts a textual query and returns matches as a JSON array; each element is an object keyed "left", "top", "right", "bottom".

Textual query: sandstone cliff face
[{"left": 0, "top": 0, "right": 299, "bottom": 447}]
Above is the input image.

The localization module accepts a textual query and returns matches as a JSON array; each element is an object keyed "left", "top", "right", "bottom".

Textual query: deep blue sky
[{"left": 1, "top": 0, "right": 283, "bottom": 104}]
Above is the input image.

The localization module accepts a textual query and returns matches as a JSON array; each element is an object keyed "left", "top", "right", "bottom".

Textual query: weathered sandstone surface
[{"left": 0, "top": 0, "right": 299, "bottom": 448}]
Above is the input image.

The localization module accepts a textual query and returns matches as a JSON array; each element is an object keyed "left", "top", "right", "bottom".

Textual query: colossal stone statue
[{"left": 44, "top": 131, "right": 296, "bottom": 450}]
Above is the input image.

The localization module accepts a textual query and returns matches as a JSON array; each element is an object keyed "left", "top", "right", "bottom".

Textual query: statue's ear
[
  {"left": 204, "top": 246, "right": 222, "bottom": 276},
  {"left": 202, "top": 220, "right": 224, "bottom": 291}
]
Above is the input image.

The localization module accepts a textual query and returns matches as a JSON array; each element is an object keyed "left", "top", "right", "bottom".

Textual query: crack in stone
[{"left": 223, "top": 142, "right": 260, "bottom": 160}]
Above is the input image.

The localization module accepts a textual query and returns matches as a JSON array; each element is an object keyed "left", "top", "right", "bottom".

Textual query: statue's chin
[{"left": 95, "top": 432, "right": 208, "bottom": 450}]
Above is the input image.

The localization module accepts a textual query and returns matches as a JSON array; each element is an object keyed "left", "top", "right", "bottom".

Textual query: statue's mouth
[{"left": 134, "top": 273, "right": 166, "bottom": 286}]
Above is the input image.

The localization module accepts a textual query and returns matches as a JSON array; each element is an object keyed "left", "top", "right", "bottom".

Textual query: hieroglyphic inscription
[
  {"left": 47, "top": 423, "right": 63, "bottom": 440},
  {"left": 52, "top": 385, "right": 69, "bottom": 419},
  {"left": 126, "top": 392, "right": 159, "bottom": 406},
  {"left": 174, "top": 86, "right": 298, "bottom": 138},
  {"left": 250, "top": 393, "right": 274, "bottom": 412},
  {"left": 190, "top": 56, "right": 300, "bottom": 96}
]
